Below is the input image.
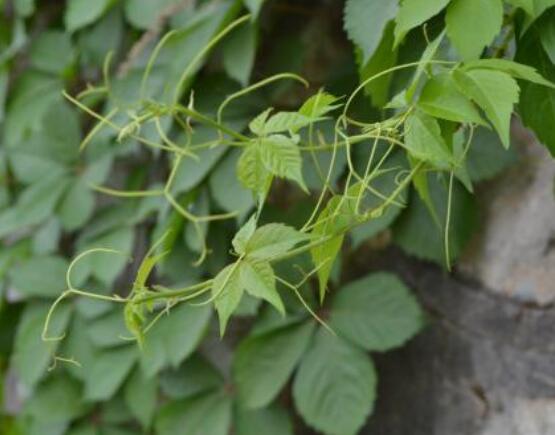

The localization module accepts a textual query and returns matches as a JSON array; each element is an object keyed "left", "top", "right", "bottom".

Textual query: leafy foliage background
[{"left": 0, "top": 0, "right": 554, "bottom": 434}]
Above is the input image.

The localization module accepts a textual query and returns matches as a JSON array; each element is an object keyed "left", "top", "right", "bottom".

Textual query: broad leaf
[
  {"left": 330, "top": 273, "right": 424, "bottom": 351},
  {"left": 239, "top": 261, "right": 284, "bottom": 315},
  {"left": 446, "top": 0, "right": 503, "bottom": 60},
  {"left": 65, "top": 0, "right": 112, "bottom": 31},
  {"left": 9, "top": 255, "right": 68, "bottom": 298},
  {"left": 404, "top": 110, "right": 453, "bottom": 167},
  {"left": 245, "top": 223, "right": 309, "bottom": 260},
  {"left": 394, "top": 0, "right": 450, "bottom": 45},
  {"left": 237, "top": 145, "right": 272, "bottom": 200},
  {"left": 233, "top": 321, "right": 315, "bottom": 408},
  {"left": 418, "top": 73, "right": 486, "bottom": 125},
  {"left": 213, "top": 263, "right": 244, "bottom": 336},
  {"left": 453, "top": 69, "right": 519, "bottom": 148},
  {"left": 29, "top": 31, "right": 74, "bottom": 75},
  {"left": 232, "top": 214, "right": 257, "bottom": 255},
  {"left": 223, "top": 22, "right": 257, "bottom": 87},
  {"left": 462, "top": 58, "right": 555, "bottom": 88},
  {"left": 293, "top": 330, "right": 377, "bottom": 435},
  {"left": 344, "top": 0, "right": 398, "bottom": 63},
  {"left": 259, "top": 135, "right": 306, "bottom": 190}
]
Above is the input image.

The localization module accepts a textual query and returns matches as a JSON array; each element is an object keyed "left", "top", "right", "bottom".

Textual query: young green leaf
[
  {"left": 330, "top": 273, "right": 424, "bottom": 351},
  {"left": 299, "top": 91, "right": 341, "bottom": 119},
  {"left": 453, "top": 69, "right": 520, "bottom": 148},
  {"left": 418, "top": 73, "right": 486, "bottom": 125},
  {"left": 446, "top": 0, "right": 503, "bottom": 61},
  {"left": 233, "top": 321, "right": 315, "bottom": 408},
  {"left": 258, "top": 135, "right": 307, "bottom": 190},
  {"left": 262, "top": 112, "right": 314, "bottom": 134},
  {"left": 404, "top": 110, "right": 454, "bottom": 167},
  {"left": 293, "top": 330, "right": 377, "bottom": 435},
  {"left": 249, "top": 108, "right": 273, "bottom": 136},
  {"left": 239, "top": 261, "right": 284, "bottom": 314},
  {"left": 237, "top": 145, "right": 272, "bottom": 199},
  {"left": 394, "top": 0, "right": 450, "bottom": 46},
  {"left": 343, "top": 0, "right": 398, "bottom": 63},
  {"left": 244, "top": 223, "right": 309, "bottom": 260},
  {"left": 232, "top": 214, "right": 257, "bottom": 255},
  {"left": 213, "top": 263, "right": 244, "bottom": 336},
  {"left": 462, "top": 58, "right": 555, "bottom": 88}
]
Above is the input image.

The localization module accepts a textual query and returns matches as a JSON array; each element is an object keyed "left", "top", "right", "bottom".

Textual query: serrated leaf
[
  {"left": 330, "top": 273, "right": 424, "bottom": 351},
  {"left": 245, "top": 223, "right": 309, "bottom": 260},
  {"left": 155, "top": 392, "right": 232, "bottom": 435},
  {"left": 263, "top": 112, "right": 314, "bottom": 134},
  {"left": 237, "top": 145, "right": 272, "bottom": 200},
  {"left": 446, "top": 0, "right": 503, "bottom": 60},
  {"left": 453, "top": 69, "right": 520, "bottom": 148},
  {"left": 233, "top": 321, "right": 315, "bottom": 408},
  {"left": 239, "top": 261, "right": 284, "bottom": 314},
  {"left": 404, "top": 110, "right": 454, "bottom": 167},
  {"left": 249, "top": 108, "right": 273, "bottom": 135},
  {"left": 223, "top": 22, "right": 257, "bottom": 87},
  {"left": 293, "top": 330, "right": 377, "bottom": 435},
  {"left": 418, "top": 73, "right": 486, "bottom": 125},
  {"left": 462, "top": 58, "right": 555, "bottom": 88},
  {"left": 232, "top": 215, "right": 257, "bottom": 254},
  {"left": 213, "top": 264, "right": 243, "bottom": 336},
  {"left": 259, "top": 135, "right": 306, "bottom": 190},
  {"left": 343, "top": 0, "right": 398, "bottom": 64},
  {"left": 299, "top": 91, "right": 341, "bottom": 118},
  {"left": 394, "top": 0, "right": 450, "bottom": 46}
]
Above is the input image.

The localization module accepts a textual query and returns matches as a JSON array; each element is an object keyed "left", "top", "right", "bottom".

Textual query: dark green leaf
[
  {"left": 394, "top": 0, "right": 450, "bottom": 45},
  {"left": 10, "top": 255, "right": 68, "bottom": 298},
  {"left": 222, "top": 22, "right": 257, "bottom": 87}
]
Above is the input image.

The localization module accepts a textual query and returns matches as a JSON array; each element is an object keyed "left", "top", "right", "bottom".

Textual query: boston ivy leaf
[
  {"left": 394, "top": 0, "right": 450, "bottom": 46},
  {"left": 12, "top": 302, "right": 72, "bottom": 388},
  {"left": 213, "top": 263, "right": 244, "bottom": 336},
  {"left": 404, "top": 110, "right": 454, "bottom": 167},
  {"left": 244, "top": 223, "right": 309, "bottom": 260},
  {"left": 293, "top": 330, "right": 377, "bottom": 435},
  {"left": 155, "top": 392, "right": 232, "bottom": 435},
  {"left": 446, "top": 0, "right": 503, "bottom": 61},
  {"left": 418, "top": 73, "right": 486, "bottom": 125},
  {"left": 330, "top": 273, "right": 424, "bottom": 352},
  {"left": 233, "top": 321, "right": 315, "bottom": 408},
  {"left": 26, "top": 375, "right": 86, "bottom": 423},
  {"left": 140, "top": 304, "right": 211, "bottom": 377},
  {"left": 259, "top": 135, "right": 306, "bottom": 190},
  {"left": 65, "top": 0, "right": 112, "bottom": 32},
  {"left": 462, "top": 58, "right": 555, "bottom": 88},
  {"left": 239, "top": 261, "right": 284, "bottom": 314},
  {"left": 343, "top": 0, "right": 398, "bottom": 64},
  {"left": 453, "top": 69, "right": 519, "bottom": 148},
  {"left": 9, "top": 255, "right": 68, "bottom": 298},
  {"left": 223, "top": 21, "right": 257, "bottom": 87},
  {"left": 516, "top": 26, "right": 555, "bottom": 156},
  {"left": 84, "top": 345, "right": 137, "bottom": 401},
  {"left": 124, "top": 366, "right": 158, "bottom": 430},
  {"left": 235, "top": 404, "right": 294, "bottom": 435}
]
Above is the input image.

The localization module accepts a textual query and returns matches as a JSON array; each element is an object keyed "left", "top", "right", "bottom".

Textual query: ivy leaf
[
  {"left": 139, "top": 304, "right": 211, "bottom": 377},
  {"left": 237, "top": 145, "right": 272, "bottom": 200},
  {"left": 233, "top": 321, "right": 315, "bottom": 408},
  {"left": 453, "top": 69, "right": 520, "bottom": 148},
  {"left": 462, "top": 58, "right": 555, "bottom": 88},
  {"left": 65, "top": 0, "right": 112, "bottom": 32},
  {"left": 343, "top": 0, "right": 398, "bottom": 64},
  {"left": 330, "top": 273, "right": 424, "bottom": 352},
  {"left": 222, "top": 22, "right": 257, "bottom": 87},
  {"left": 124, "top": 367, "right": 158, "bottom": 430},
  {"left": 232, "top": 214, "right": 257, "bottom": 255},
  {"left": 299, "top": 92, "right": 341, "bottom": 118},
  {"left": 213, "top": 264, "right": 244, "bottom": 336},
  {"left": 84, "top": 345, "right": 138, "bottom": 401},
  {"left": 293, "top": 330, "right": 377, "bottom": 435},
  {"left": 418, "top": 73, "right": 486, "bottom": 126},
  {"left": 404, "top": 110, "right": 454, "bottom": 167},
  {"left": 12, "top": 302, "right": 72, "bottom": 388},
  {"left": 394, "top": 0, "right": 450, "bottom": 46},
  {"left": 235, "top": 404, "right": 294, "bottom": 435},
  {"left": 259, "top": 135, "right": 306, "bottom": 191},
  {"left": 446, "top": 0, "right": 503, "bottom": 61},
  {"left": 239, "top": 261, "right": 284, "bottom": 315},
  {"left": 9, "top": 255, "right": 68, "bottom": 298},
  {"left": 155, "top": 392, "right": 232, "bottom": 435},
  {"left": 244, "top": 223, "right": 309, "bottom": 260}
]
